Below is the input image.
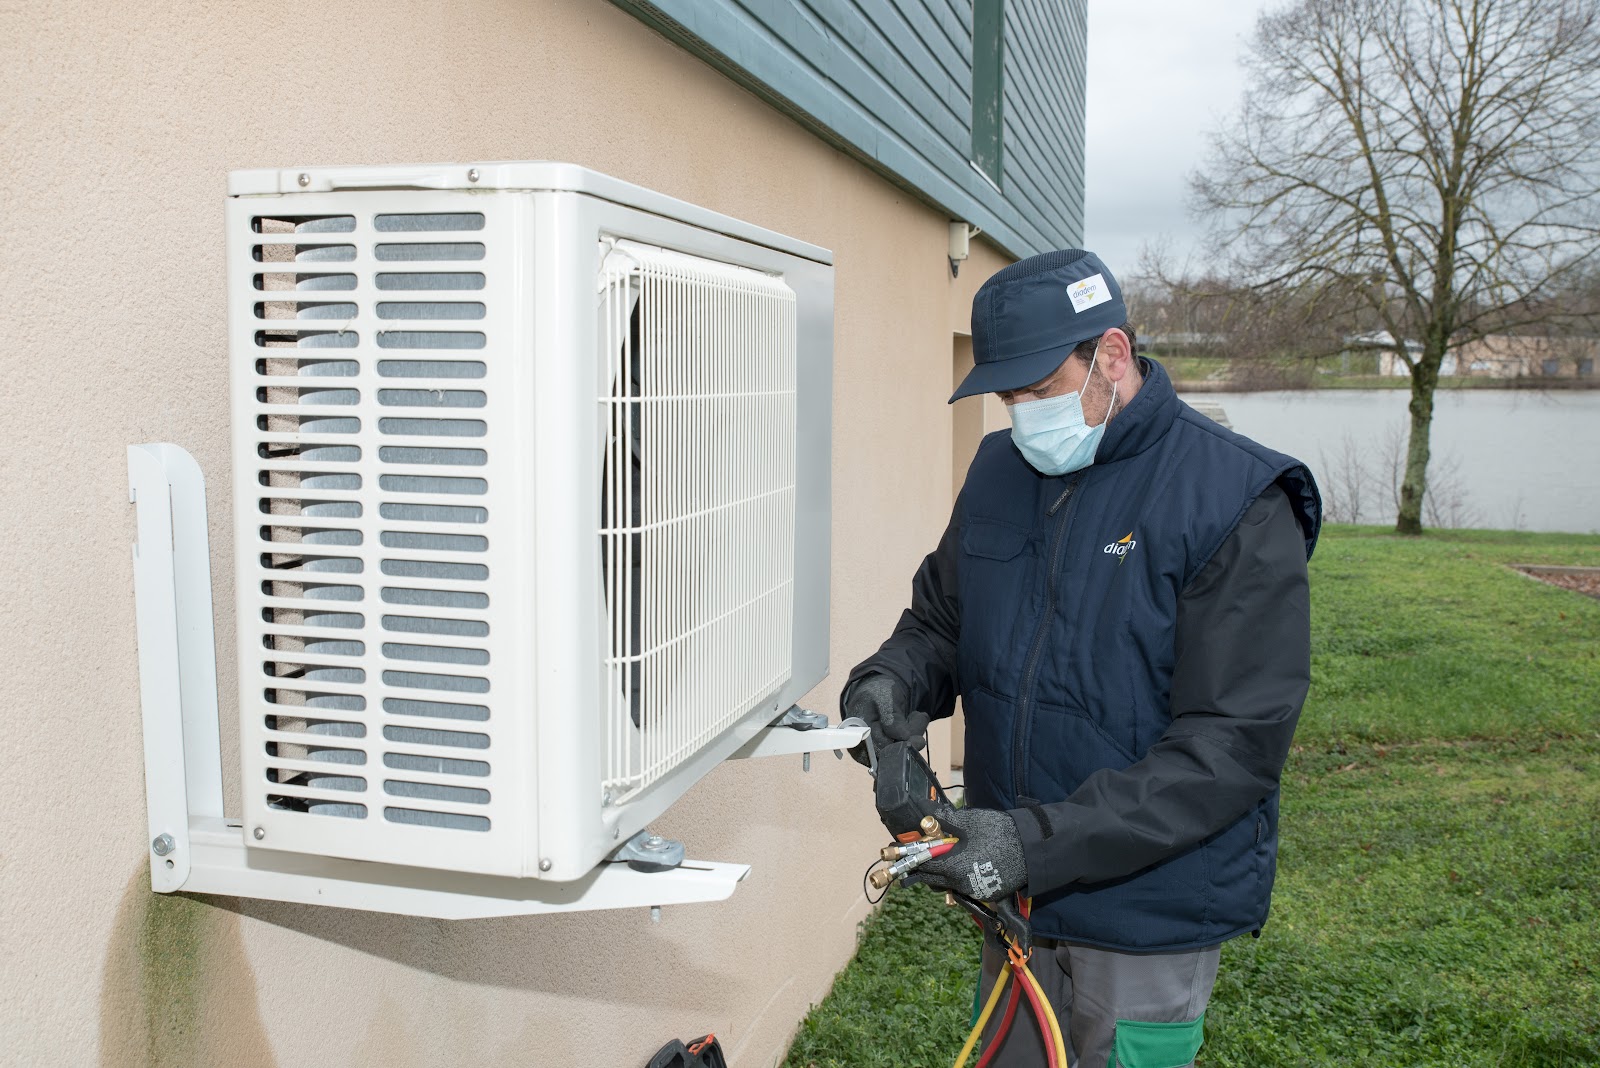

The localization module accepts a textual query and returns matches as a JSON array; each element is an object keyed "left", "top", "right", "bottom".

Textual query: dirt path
[{"left": 1513, "top": 565, "right": 1600, "bottom": 600}]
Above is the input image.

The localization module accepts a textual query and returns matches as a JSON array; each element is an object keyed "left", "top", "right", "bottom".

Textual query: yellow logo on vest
[{"left": 1103, "top": 532, "right": 1137, "bottom": 562}]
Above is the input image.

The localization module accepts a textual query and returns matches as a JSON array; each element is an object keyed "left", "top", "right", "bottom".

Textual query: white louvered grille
[
  {"left": 231, "top": 168, "right": 830, "bottom": 880},
  {"left": 241, "top": 202, "right": 516, "bottom": 862},
  {"left": 599, "top": 243, "right": 798, "bottom": 800}
]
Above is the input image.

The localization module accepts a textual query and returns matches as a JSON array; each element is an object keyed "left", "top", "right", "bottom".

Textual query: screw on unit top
[
  {"left": 297, "top": 173, "right": 310, "bottom": 187},
  {"left": 467, "top": 168, "right": 480, "bottom": 183}
]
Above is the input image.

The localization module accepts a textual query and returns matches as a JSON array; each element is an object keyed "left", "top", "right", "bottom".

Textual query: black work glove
[
  {"left": 906, "top": 802, "right": 1028, "bottom": 903},
  {"left": 842, "top": 673, "right": 929, "bottom": 767}
]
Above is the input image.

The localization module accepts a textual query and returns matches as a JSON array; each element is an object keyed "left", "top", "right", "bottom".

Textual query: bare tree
[
  {"left": 1137, "top": 245, "right": 1367, "bottom": 373},
  {"left": 1318, "top": 434, "right": 1370, "bottom": 523},
  {"left": 1193, "top": 0, "right": 1600, "bottom": 533},
  {"left": 1376, "top": 419, "right": 1408, "bottom": 516},
  {"left": 1421, "top": 452, "right": 1480, "bottom": 528},
  {"left": 1322, "top": 420, "right": 1478, "bottom": 527}
]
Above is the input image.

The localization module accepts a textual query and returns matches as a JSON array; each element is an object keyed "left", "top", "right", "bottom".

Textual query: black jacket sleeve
[
  {"left": 843, "top": 513, "right": 962, "bottom": 723},
  {"left": 1010, "top": 484, "right": 1312, "bottom": 891}
]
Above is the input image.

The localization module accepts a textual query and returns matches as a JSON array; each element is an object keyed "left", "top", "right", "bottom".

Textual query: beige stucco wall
[{"left": 0, "top": 2, "right": 1013, "bottom": 1065}]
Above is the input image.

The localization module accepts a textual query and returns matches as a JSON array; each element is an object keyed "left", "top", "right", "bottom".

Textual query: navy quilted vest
[{"left": 955, "top": 359, "right": 1319, "bottom": 949}]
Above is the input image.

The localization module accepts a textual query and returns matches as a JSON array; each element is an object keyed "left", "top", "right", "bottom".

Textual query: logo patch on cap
[{"left": 1067, "top": 272, "right": 1112, "bottom": 313}]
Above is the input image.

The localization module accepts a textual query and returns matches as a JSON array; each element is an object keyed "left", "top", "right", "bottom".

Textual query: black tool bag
[{"left": 645, "top": 1033, "right": 727, "bottom": 1068}]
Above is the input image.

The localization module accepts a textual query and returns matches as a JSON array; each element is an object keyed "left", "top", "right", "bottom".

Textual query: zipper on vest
[
  {"left": 1012, "top": 474, "right": 1083, "bottom": 801},
  {"left": 1047, "top": 484, "right": 1074, "bottom": 516}
]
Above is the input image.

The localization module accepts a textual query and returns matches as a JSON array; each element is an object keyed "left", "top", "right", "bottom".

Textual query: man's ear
[{"left": 1098, "top": 327, "right": 1135, "bottom": 383}]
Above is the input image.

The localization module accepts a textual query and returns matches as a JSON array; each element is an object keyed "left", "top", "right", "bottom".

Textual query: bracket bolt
[
  {"left": 253, "top": 826, "right": 266, "bottom": 841},
  {"left": 538, "top": 858, "right": 552, "bottom": 872},
  {"left": 650, "top": 905, "right": 662, "bottom": 924},
  {"left": 151, "top": 834, "right": 175, "bottom": 857},
  {"left": 296, "top": 173, "right": 310, "bottom": 187},
  {"left": 467, "top": 168, "right": 480, "bottom": 183},
  {"left": 644, "top": 834, "right": 666, "bottom": 850},
  {"left": 803, "top": 752, "right": 811, "bottom": 772}
]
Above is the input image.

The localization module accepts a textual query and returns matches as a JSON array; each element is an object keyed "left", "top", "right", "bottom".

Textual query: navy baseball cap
[{"left": 951, "top": 248, "right": 1127, "bottom": 402}]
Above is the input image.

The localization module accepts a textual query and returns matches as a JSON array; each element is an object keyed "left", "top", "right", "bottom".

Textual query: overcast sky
[{"left": 1082, "top": 2, "right": 1271, "bottom": 274}]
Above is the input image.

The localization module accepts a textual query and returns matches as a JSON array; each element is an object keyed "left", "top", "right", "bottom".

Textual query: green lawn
[
  {"left": 1302, "top": 528, "right": 1600, "bottom": 745},
  {"left": 784, "top": 528, "right": 1600, "bottom": 1068},
  {"left": 1313, "top": 374, "right": 1522, "bottom": 390},
  {"left": 1159, "top": 355, "right": 1234, "bottom": 384}
]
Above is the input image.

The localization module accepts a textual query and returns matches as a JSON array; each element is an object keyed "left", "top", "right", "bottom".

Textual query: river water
[{"left": 1178, "top": 389, "right": 1600, "bottom": 533}]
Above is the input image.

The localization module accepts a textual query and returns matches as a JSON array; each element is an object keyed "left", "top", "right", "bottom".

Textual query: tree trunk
[{"left": 1395, "top": 354, "right": 1440, "bottom": 535}]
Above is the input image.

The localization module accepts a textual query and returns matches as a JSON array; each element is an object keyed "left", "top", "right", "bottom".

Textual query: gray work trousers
[{"left": 974, "top": 936, "right": 1220, "bottom": 1068}]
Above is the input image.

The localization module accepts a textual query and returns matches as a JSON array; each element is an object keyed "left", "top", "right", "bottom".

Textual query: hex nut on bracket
[
  {"left": 778, "top": 706, "right": 829, "bottom": 730},
  {"left": 617, "top": 830, "right": 686, "bottom": 873},
  {"left": 151, "top": 834, "right": 175, "bottom": 857}
]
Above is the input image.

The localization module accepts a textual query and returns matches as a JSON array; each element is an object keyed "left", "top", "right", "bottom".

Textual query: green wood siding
[{"left": 609, "top": 0, "right": 1086, "bottom": 257}]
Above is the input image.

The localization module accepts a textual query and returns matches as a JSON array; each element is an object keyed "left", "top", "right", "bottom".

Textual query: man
[{"left": 845, "top": 249, "right": 1319, "bottom": 1068}]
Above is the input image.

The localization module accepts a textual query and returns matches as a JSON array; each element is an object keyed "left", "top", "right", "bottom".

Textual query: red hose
[
  {"left": 973, "top": 974, "right": 1022, "bottom": 1068},
  {"left": 968, "top": 897, "right": 1041, "bottom": 1068},
  {"left": 1016, "top": 962, "right": 1059, "bottom": 1068}
]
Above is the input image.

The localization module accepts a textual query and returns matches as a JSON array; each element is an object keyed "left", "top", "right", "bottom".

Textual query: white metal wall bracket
[
  {"left": 127, "top": 443, "right": 864, "bottom": 919},
  {"left": 728, "top": 722, "right": 867, "bottom": 760}
]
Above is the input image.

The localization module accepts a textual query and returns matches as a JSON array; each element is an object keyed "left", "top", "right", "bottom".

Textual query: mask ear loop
[{"left": 1086, "top": 338, "right": 1118, "bottom": 425}]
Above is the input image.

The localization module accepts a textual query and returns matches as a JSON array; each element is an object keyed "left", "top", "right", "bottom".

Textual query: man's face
[{"left": 995, "top": 346, "right": 1118, "bottom": 428}]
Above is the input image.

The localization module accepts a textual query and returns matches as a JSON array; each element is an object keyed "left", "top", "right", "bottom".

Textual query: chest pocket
[
  {"left": 961, "top": 518, "right": 1031, "bottom": 561},
  {"left": 958, "top": 516, "right": 1038, "bottom": 684}
]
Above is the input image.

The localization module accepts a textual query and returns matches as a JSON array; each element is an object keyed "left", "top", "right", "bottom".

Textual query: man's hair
[{"left": 1069, "top": 323, "right": 1138, "bottom": 363}]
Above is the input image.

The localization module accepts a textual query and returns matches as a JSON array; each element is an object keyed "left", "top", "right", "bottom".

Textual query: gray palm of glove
[
  {"left": 906, "top": 803, "right": 1028, "bottom": 903},
  {"left": 842, "top": 673, "right": 930, "bottom": 768}
]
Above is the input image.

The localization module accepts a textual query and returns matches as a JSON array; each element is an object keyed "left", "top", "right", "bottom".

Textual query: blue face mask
[{"left": 1006, "top": 346, "right": 1117, "bottom": 477}]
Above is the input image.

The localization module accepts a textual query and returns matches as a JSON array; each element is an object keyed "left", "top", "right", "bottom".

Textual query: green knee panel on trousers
[{"left": 1106, "top": 1014, "right": 1205, "bottom": 1068}]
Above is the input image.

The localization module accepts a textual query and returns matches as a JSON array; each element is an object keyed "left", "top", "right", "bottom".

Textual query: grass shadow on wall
[{"left": 99, "top": 864, "right": 278, "bottom": 1068}]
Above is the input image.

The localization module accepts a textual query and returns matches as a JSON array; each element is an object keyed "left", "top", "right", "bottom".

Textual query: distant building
[
  {"left": 1342, "top": 331, "right": 1431, "bottom": 376},
  {"left": 1450, "top": 335, "right": 1600, "bottom": 378},
  {"left": 1350, "top": 332, "right": 1599, "bottom": 379}
]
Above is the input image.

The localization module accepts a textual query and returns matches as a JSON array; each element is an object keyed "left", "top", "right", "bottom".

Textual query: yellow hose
[
  {"left": 952, "top": 962, "right": 1011, "bottom": 1068},
  {"left": 1015, "top": 961, "right": 1068, "bottom": 1068}
]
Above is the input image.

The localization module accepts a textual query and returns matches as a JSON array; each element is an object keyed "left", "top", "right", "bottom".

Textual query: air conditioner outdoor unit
[{"left": 201, "top": 162, "right": 836, "bottom": 890}]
